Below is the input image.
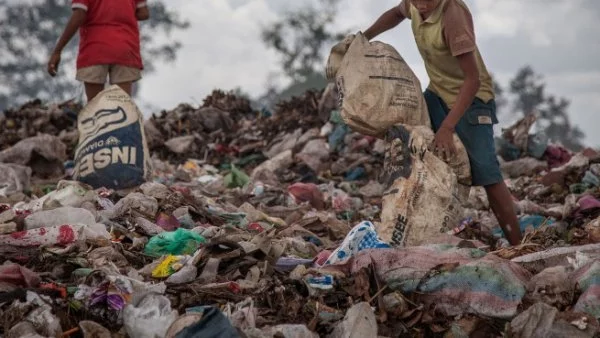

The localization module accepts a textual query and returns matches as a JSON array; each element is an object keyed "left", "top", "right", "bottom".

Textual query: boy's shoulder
[
  {"left": 442, "top": 0, "right": 473, "bottom": 19},
  {"left": 398, "top": 0, "right": 472, "bottom": 20},
  {"left": 397, "top": 0, "right": 410, "bottom": 19}
]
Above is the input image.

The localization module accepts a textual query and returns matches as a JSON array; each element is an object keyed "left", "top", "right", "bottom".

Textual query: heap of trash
[{"left": 2, "top": 84, "right": 600, "bottom": 338}]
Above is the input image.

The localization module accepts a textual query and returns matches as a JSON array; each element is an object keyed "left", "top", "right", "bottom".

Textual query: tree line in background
[
  {"left": 0, "top": 0, "right": 584, "bottom": 150},
  {"left": 260, "top": 0, "right": 585, "bottom": 150},
  {"left": 494, "top": 67, "right": 585, "bottom": 151}
]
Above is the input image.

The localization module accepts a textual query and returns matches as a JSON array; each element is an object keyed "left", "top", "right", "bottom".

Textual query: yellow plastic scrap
[
  {"left": 152, "top": 255, "right": 185, "bottom": 278},
  {"left": 264, "top": 214, "right": 286, "bottom": 227},
  {"left": 182, "top": 160, "right": 202, "bottom": 176}
]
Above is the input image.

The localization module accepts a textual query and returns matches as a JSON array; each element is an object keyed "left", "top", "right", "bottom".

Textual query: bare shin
[{"left": 485, "top": 182, "right": 522, "bottom": 246}]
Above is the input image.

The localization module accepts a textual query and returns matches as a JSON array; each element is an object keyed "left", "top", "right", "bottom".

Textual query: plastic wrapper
[{"left": 144, "top": 228, "right": 205, "bottom": 257}]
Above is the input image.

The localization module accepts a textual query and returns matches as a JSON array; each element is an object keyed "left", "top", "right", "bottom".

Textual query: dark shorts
[{"left": 424, "top": 89, "right": 503, "bottom": 187}]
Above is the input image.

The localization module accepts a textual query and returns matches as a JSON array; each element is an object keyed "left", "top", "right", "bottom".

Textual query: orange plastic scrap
[{"left": 40, "top": 282, "right": 67, "bottom": 298}]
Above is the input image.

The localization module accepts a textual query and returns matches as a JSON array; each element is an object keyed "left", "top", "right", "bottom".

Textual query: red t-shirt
[{"left": 72, "top": 0, "right": 145, "bottom": 69}]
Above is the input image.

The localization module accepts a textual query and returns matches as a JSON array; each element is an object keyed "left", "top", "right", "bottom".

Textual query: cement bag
[
  {"left": 379, "top": 125, "right": 471, "bottom": 247},
  {"left": 326, "top": 32, "right": 430, "bottom": 138},
  {"left": 402, "top": 125, "right": 471, "bottom": 186},
  {"left": 73, "top": 85, "right": 151, "bottom": 189}
]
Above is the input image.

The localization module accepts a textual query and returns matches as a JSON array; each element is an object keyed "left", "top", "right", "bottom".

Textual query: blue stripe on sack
[
  {"left": 416, "top": 265, "right": 526, "bottom": 301},
  {"left": 576, "top": 286, "right": 600, "bottom": 318},
  {"left": 578, "top": 273, "right": 600, "bottom": 292},
  {"left": 580, "top": 304, "right": 600, "bottom": 318}
]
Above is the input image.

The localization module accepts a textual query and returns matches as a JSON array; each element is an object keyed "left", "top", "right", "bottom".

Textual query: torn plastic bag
[
  {"left": 7, "top": 322, "right": 46, "bottom": 338},
  {"left": 123, "top": 293, "right": 178, "bottom": 338},
  {"left": 0, "top": 134, "right": 67, "bottom": 177},
  {"left": 0, "top": 163, "right": 31, "bottom": 197},
  {"left": 104, "top": 192, "right": 158, "bottom": 219},
  {"left": 295, "top": 139, "right": 330, "bottom": 173},
  {"left": 24, "top": 206, "right": 96, "bottom": 230},
  {"left": 527, "top": 266, "right": 574, "bottom": 309},
  {"left": 14, "top": 180, "right": 97, "bottom": 212},
  {"left": 288, "top": 183, "right": 325, "bottom": 210},
  {"left": 0, "top": 223, "right": 109, "bottom": 247},
  {"left": 79, "top": 321, "right": 112, "bottom": 338},
  {"left": 251, "top": 150, "right": 293, "bottom": 179},
  {"left": 510, "top": 303, "right": 599, "bottom": 338},
  {"left": 501, "top": 157, "right": 547, "bottom": 178},
  {"left": 0, "top": 263, "right": 41, "bottom": 290},
  {"left": 165, "top": 135, "right": 198, "bottom": 154},
  {"left": 264, "top": 129, "right": 301, "bottom": 159},
  {"left": 8, "top": 291, "right": 63, "bottom": 337},
  {"left": 329, "top": 302, "right": 377, "bottom": 338}
]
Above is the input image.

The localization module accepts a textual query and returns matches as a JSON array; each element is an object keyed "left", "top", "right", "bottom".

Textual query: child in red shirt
[{"left": 48, "top": 0, "right": 149, "bottom": 101}]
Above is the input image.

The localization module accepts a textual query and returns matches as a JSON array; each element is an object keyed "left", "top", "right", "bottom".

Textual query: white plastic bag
[{"left": 123, "top": 293, "right": 178, "bottom": 338}]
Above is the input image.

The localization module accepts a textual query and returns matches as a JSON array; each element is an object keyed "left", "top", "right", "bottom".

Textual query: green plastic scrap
[
  {"left": 338, "top": 211, "right": 354, "bottom": 221},
  {"left": 224, "top": 165, "right": 250, "bottom": 189},
  {"left": 583, "top": 170, "right": 600, "bottom": 188},
  {"left": 329, "top": 110, "right": 345, "bottom": 125},
  {"left": 41, "top": 185, "right": 56, "bottom": 195},
  {"left": 144, "top": 228, "right": 206, "bottom": 257},
  {"left": 72, "top": 268, "right": 94, "bottom": 277},
  {"left": 570, "top": 183, "right": 588, "bottom": 194}
]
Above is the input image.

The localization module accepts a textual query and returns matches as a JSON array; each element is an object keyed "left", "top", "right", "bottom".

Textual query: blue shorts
[{"left": 424, "top": 89, "right": 503, "bottom": 187}]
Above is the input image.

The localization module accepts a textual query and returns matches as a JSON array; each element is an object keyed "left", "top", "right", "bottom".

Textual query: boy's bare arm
[
  {"left": 48, "top": 8, "right": 86, "bottom": 76},
  {"left": 136, "top": 5, "right": 150, "bottom": 21},
  {"left": 364, "top": 6, "right": 406, "bottom": 41},
  {"left": 440, "top": 51, "right": 480, "bottom": 132},
  {"left": 433, "top": 51, "right": 480, "bottom": 157}
]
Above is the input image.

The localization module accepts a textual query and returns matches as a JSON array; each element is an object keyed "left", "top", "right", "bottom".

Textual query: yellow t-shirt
[{"left": 399, "top": 0, "right": 494, "bottom": 108}]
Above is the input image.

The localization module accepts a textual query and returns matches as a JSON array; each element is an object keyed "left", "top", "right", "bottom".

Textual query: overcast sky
[{"left": 137, "top": 0, "right": 600, "bottom": 146}]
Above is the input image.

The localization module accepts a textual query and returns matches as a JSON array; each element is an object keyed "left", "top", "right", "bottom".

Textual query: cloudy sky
[{"left": 137, "top": 0, "right": 600, "bottom": 146}]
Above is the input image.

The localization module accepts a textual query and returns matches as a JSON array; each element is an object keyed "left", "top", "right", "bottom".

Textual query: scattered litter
[{"left": 1, "top": 87, "right": 600, "bottom": 337}]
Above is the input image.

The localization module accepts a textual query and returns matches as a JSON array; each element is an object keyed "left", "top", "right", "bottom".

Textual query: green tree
[
  {"left": 260, "top": 0, "right": 348, "bottom": 100},
  {"left": 506, "top": 66, "right": 584, "bottom": 150},
  {"left": 509, "top": 66, "right": 546, "bottom": 116},
  {"left": 0, "top": 0, "right": 189, "bottom": 109}
]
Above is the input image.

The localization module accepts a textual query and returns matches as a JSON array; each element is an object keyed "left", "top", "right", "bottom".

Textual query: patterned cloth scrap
[{"left": 324, "top": 221, "right": 390, "bottom": 265}]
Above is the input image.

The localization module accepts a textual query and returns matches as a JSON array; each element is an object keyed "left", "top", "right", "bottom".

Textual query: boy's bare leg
[
  {"left": 84, "top": 83, "right": 104, "bottom": 102},
  {"left": 116, "top": 82, "right": 133, "bottom": 96},
  {"left": 485, "top": 182, "right": 522, "bottom": 246}
]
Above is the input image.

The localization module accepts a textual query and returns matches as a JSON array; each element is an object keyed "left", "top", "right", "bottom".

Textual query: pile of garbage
[
  {"left": 2, "top": 89, "right": 600, "bottom": 337},
  {"left": 0, "top": 99, "right": 80, "bottom": 160}
]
